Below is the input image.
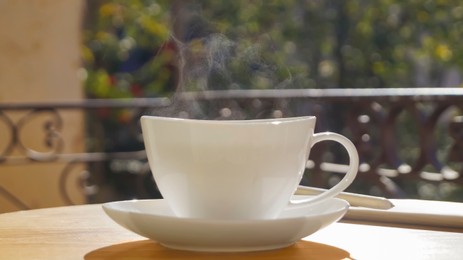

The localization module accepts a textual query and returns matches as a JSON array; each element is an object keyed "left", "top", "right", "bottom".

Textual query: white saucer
[{"left": 102, "top": 197, "right": 349, "bottom": 252}]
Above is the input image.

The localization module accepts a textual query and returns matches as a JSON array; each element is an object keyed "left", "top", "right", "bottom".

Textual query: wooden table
[{"left": 0, "top": 203, "right": 462, "bottom": 260}]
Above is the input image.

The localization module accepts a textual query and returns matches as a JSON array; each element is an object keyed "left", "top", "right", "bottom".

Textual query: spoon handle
[{"left": 296, "top": 186, "right": 394, "bottom": 210}]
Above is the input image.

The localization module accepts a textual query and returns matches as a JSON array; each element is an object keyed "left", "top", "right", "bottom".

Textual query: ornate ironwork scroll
[{"left": 0, "top": 98, "right": 169, "bottom": 210}]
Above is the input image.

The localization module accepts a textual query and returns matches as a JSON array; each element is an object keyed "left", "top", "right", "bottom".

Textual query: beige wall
[{"left": 0, "top": 0, "right": 86, "bottom": 212}]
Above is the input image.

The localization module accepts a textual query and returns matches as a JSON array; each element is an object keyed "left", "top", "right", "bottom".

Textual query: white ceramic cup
[{"left": 141, "top": 116, "right": 358, "bottom": 220}]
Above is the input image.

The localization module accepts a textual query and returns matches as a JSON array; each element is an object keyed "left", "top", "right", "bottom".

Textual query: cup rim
[{"left": 141, "top": 115, "right": 316, "bottom": 125}]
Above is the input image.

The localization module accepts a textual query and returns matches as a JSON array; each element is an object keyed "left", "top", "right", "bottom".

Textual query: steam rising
[
  {"left": 152, "top": 10, "right": 297, "bottom": 119},
  {"left": 175, "top": 33, "right": 293, "bottom": 92}
]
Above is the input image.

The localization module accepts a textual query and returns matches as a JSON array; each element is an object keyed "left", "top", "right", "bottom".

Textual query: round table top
[{"left": 0, "top": 202, "right": 463, "bottom": 260}]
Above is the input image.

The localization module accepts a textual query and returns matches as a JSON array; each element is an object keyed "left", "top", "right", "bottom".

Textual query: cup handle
[{"left": 289, "top": 132, "right": 359, "bottom": 207}]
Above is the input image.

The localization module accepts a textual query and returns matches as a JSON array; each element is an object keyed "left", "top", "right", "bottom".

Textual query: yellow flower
[
  {"left": 99, "top": 3, "right": 118, "bottom": 17},
  {"left": 139, "top": 16, "right": 169, "bottom": 38},
  {"left": 96, "top": 31, "right": 111, "bottom": 41},
  {"left": 81, "top": 45, "right": 94, "bottom": 63},
  {"left": 435, "top": 44, "right": 452, "bottom": 61}
]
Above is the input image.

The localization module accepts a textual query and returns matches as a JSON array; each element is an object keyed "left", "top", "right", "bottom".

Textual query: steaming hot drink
[{"left": 141, "top": 115, "right": 358, "bottom": 220}]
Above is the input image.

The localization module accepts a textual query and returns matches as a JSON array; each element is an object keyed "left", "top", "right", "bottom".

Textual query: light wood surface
[{"left": 0, "top": 203, "right": 462, "bottom": 260}]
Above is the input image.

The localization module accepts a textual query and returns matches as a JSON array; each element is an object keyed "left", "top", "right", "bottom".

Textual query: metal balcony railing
[{"left": 1, "top": 88, "right": 463, "bottom": 209}]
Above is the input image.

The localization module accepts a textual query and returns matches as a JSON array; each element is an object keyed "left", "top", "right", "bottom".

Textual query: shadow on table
[{"left": 84, "top": 239, "right": 352, "bottom": 259}]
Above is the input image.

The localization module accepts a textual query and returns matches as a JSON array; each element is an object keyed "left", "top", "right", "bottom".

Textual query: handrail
[
  {"left": 1, "top": 88, "right": 462, "bottom": 109},
  {"left": 178, "top": 87, "right": 463, "bottom": 101}
]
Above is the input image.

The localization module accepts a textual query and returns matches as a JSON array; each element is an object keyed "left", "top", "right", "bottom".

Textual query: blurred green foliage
[
  {"left": 82, "top": 0, "right": 463, "bottom": 97},
  {"left": 82, "top": 0, "right": 174, "bottom": 100}
]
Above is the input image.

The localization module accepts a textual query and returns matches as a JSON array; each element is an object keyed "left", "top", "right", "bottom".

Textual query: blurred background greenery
[
  {"left": 80, "top": 0, "right": 463, "bottom": 202},
  {"left": 82, "top": 0, "right": 463, "bottom": 98}
]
